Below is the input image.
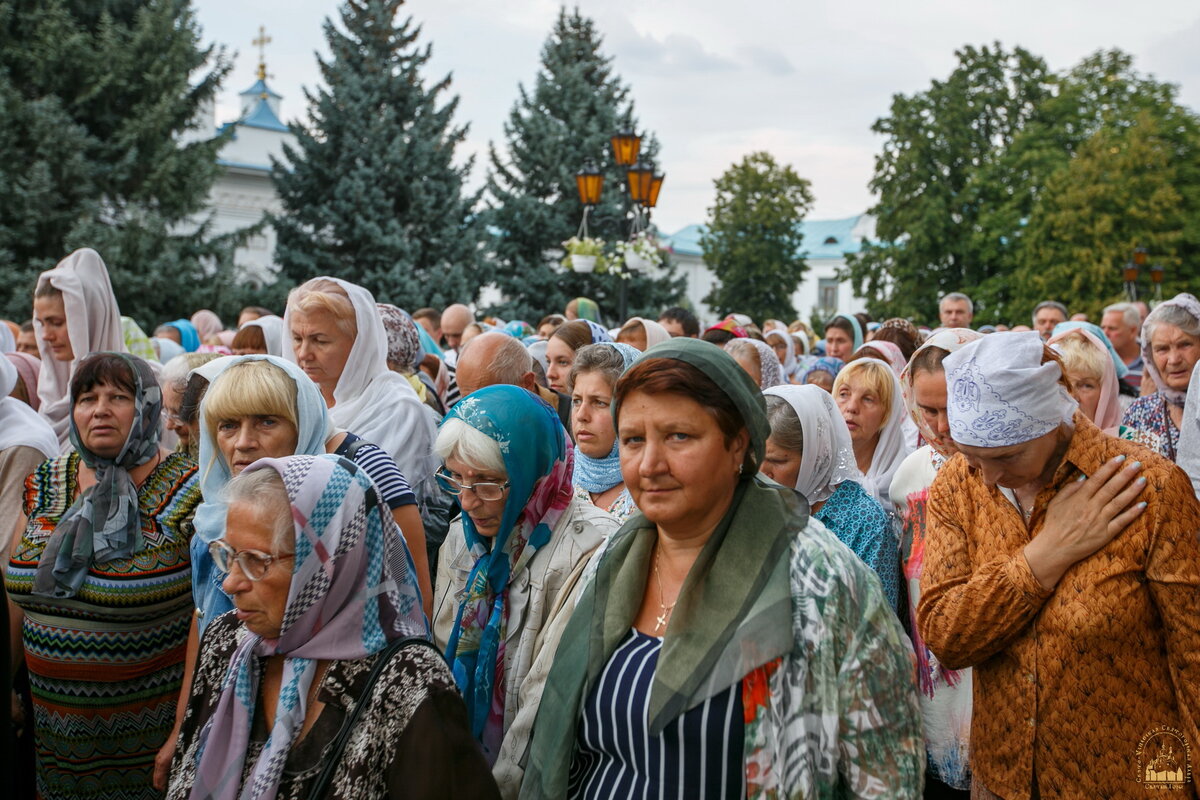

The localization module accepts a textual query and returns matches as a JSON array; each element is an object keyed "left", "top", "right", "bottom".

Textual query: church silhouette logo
[{"left": 1136, "top": 726, "right": 1191, "bottom": 789}]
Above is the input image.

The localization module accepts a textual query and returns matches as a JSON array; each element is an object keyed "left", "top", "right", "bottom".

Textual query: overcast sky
[{"left": 193, "top": 0, "right": 1200, "bottom": 235}]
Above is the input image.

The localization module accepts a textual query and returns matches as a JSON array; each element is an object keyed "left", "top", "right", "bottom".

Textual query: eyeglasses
[
  {"left": 435, "top": 469, "right": 510, "bottom": 501},
  {"left": 208, "top": 539, "right": 293, "bottom": 581}
]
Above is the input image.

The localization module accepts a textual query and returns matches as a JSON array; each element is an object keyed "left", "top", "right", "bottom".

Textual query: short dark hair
[
  {"left": 70, "top": 353, "right": 139, "bottom": 401},
  {"left": 870, "top": 325, "right": 917, "bottom": 361},
  {"left": 538, "top": 314, "right": 566, "bottom": 331},
  {"left": 20, "top": 320, "right": 34, "bottom": 333},
  {"left": 412, "top": 307, "right": 439, "bottom": 324},
  {"left": 615, "top": 357, "right": 754, "bottom": 472},
  {"left": 700, "top": 328, "right": 735, "bottom": 346},
  {"left": 825, "top": 316, "right": 857, "bottom": 340},
  {"left": 240, "top": 305, "right": 274, "bottom": 318},
  {"left": 658, "top": 306, "right": 699, "bottom": 337}
]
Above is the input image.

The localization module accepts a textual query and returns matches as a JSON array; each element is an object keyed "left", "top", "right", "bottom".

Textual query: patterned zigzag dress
[{"left": 6, "top": 451, "right": 201, "bottom": 800}]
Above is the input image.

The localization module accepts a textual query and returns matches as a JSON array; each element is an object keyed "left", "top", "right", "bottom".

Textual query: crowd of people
[{"left": 2, "top": 246, "right": 1198, "bottom": 800}]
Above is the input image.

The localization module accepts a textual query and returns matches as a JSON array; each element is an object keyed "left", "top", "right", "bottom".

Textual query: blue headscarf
[
  {"left": 165, "top": 319, "right": 201, "bottom": 352},
  {"left": 440, "top": 385, "right": 575, "bottom": 761},
  {"left": 802, "top": 356, "right": 846, "bottom": 383},
  {"left": 191, "top": 355, "right": 332, "bottom": 633},
  {"left": 1051, "top": 321, "right": 1129, "bottom": 379},
  {"left": 584, "top": 320, "right": 613, "bottom": 343},
  {"left": 415, "top": 322, "right": 442, "bottom": 358},
  {"left": 828, "top": 313, "right": 864, "bottom": 351},
  {"left": 572, "top": 342, "right": 641, "bottom": 493}
]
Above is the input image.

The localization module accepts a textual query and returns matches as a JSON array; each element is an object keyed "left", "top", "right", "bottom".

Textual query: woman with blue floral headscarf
[
  {"left": 431, "top": 385, "right": 618, "bottom": 793},
  {"left": 166, "top": 454, "right": 497, "bottom": 800}
]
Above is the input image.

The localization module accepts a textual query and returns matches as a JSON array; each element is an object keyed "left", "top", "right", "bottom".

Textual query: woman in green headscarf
[{"left": 520, "top": 338, "right": 922, "bottom": 799}]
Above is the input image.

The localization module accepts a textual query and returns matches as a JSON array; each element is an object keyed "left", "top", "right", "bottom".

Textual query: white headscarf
[
  {"left": 34, "top": 249, "right": 128, "bottom": 449},
  {"left": 765, "top": 329, "right": 798, "bottom": 378},
  {"left": 0, "top": 324, "right": 15, "bottom": 353},
  {"left": 944, "top": 331, "right": 1077, "bottom": 448},
  {"left": 763, "top": 384, "right": 862, "bottom": 504},
  {"left": 283, "top": 277, "right": 437, "bottom": 485},
  {"left": 0, "top": 356, "right": 59, "bottom": 459},
  {"left": 240, "top": 314, "right": 284, "bottom": 356},
  {"left": 626, "top": 317, "right": 670, "bottom": 350},
  {"left": 1178, "top": 361, "right": 1200, "bottom": 499},
  {"left": 839, "top": 357, "right": 912, "bottom": 512}
]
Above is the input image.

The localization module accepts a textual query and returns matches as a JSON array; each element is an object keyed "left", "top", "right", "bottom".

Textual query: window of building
[{"left": 818, "top": 278, "right": 839, "bottom": 313}]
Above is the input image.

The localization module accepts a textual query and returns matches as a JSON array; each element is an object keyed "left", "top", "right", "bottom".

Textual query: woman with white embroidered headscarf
[
  {"left": 888, "top": 327, "right": 981, "bottom": 795},
  {"left": 0, "top": 356, "right": 58, "bottom": 552},
  {"left": 917, "top": 331, "right": 1198, "bottom": 800},
  {"left": 765, "top": 328, "right": 800, "bottom": 381},
  {"left": 832, "top": 357, "right": 912, "bottom": 513},
  {"left": 32, "top": 249, "right": 128, "bottom": 449},
  {"left": 283, "top": 277, "right": 438, "bottom": 489},
  {"left": 762, "top": 384, "right": 899, "bottom": 610}
]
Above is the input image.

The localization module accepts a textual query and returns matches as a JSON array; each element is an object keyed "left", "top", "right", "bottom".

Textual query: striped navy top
[
  {"left": 334, "top": 432, "right": 416, "bottom": 509},
  {"left": 568, "top": 628, "right": 745, "bottom": 799}
]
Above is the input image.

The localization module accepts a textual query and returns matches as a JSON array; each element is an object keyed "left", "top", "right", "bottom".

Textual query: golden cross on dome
[{"left": 252, "top": 25, "right": 272, "bottom": 82}]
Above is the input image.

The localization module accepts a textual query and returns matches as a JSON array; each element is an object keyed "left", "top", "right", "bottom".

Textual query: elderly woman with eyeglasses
[{"left": 431, "top": 385, "right": 619, "bottom": 796}]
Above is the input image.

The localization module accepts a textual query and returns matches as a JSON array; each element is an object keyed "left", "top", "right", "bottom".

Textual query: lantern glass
[
  {"left": 610, "top": 130, "right": 641, "bottom": 166},
  {"left": 645, "top": 174, "right": 665, "bottom": 209},
  {"left": 575, "top": 166, "right": 603, "bottom": 206},
  {"left": 1150, "top": 264, "right": 1165, "bottom": 284},
  {"left": 627, "top": 162, "right": 654, "bottom": 204},
  {"left": 1133, "top": 247, "right": 1148, "bottom": 267},
  {"left": 1123, "top": 264, "right": 1140, "bottom": 283}
]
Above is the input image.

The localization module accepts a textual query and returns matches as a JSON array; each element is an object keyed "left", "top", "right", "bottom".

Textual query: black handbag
[{"left": 304, "top": 636, "right": 441, "bottom": 800}]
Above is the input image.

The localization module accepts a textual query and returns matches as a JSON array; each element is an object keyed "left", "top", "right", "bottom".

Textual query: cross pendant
[{"left": 655, "top": 612, "right": 668, "bottom": 631}]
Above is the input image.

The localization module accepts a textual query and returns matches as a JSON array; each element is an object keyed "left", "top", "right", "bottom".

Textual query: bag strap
[{"left": 304, "top": 636, "right": 441, "bottom": 800}]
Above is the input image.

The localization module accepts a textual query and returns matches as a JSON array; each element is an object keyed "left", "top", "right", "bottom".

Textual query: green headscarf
[
  {"left": 573, "top": 296, "right": 600, "bottom": 323},
  {"left": 520, "top": 337, "right": 806, "bottom": 798}
]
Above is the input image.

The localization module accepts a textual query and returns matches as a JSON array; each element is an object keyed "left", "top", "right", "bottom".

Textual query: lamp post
[
  {"left": 1149, "top": 261, "right": 1165, "bottom": 305},
  {"left": 1123, "top": 246, "right": 1148, "bottom": 303},
  {"left": 571, "top": 129, "right": 666, "bottom": 322}
]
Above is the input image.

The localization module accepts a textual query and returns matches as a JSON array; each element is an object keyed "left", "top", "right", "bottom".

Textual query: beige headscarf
[{"left": 34, "top": 249, "right": 127, "bottom": 449}]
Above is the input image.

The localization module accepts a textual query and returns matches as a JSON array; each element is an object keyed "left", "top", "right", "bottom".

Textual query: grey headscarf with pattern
[{"left": 33, "top": 353, "right": 163, "bottom": 598}]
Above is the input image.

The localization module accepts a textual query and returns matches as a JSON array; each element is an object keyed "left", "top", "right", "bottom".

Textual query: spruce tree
[
  {"left": 0, "top": 0, "right": 246, "bottom": 327},
  {"left": 272, "top": 0, "right": 482, "bottom": 311},
  {"left": 485, "top": 7, "right": 684, "bottom": 324}
]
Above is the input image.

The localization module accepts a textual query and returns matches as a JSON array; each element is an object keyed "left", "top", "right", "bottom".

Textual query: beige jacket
[{"left": 433, "top": 493, "right": 618, "bottom": 797}]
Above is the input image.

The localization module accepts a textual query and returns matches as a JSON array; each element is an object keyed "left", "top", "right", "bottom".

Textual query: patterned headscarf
[
  {"left": 574, "top": 297, "right": 601, "bottom": 323},
  {"left": 190, "top": 454, "right": 428, "bottom": 800},
  {"left": 572, "top": 343, "right": 641, "bottom": 494},
  {"left": 802, "top": 356, "right": 845, "bottom": 384},
  {"left": 441, "top": 385, "right": 575, "bottom": 761},
  {"left": 855, "top": 340, "right": 907, "bottom": 377},
  {"left": 6, "top": 351, "right": 42, "bottom": 410},
  {"left": 32, "top": 353, "right": 162, "bottom": 598},
  {"left": 585, "top": 320, "right": 613, "bottom": 344},
  {"left": 900, "top": 328, "right": 982, "bottom": 458},
  {"left": 504, "top": 320, "right": 535, "bottom": 339},
  {"left": 704, "top": 318, "right": 747, "bottom": 338},
  {"left": 727, "top": 338, "right": 785, "bottom": 388},
  {"left": 376, "top": 303, "right": 423, "bottom": 373},
  {"left": 121, "top": 317, "right": 158, "bottom": 362}
]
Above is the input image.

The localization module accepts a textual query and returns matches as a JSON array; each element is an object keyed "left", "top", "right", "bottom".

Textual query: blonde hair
[
  {"left": 202, "top": 360, "right": 301, "bottom": 443},
  {"left": 832, "top": 359, "right": 895, "bottom": 419},
  {"left": 1054, "top": 333, "right": 1107, "bottom": 383},
  {"left": 287, "top": 278, "right": 357, "bottom": 338}
]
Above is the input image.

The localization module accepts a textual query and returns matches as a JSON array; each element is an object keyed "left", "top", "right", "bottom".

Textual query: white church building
[{"left": 658, "top": 215, "right": 874, "bottom": 325}]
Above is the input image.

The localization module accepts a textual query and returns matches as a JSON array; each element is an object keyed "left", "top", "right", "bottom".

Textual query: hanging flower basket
[
  {"left": 624, "top": 251, "right": 653, "bottom": 273},
  {"left": 561, "top": 236, "right": 607, "bottom": 273},
  {"left": 613, "top": 232, "right": 663, "bottom": 276},
  {"left": 571, "top": 254, "right": 597, "bottom": 273}
]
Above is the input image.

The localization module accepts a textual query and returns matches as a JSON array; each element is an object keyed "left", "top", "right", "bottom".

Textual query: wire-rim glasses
[
  {"left": 435, "top": 469, "right": 510, "bottom": 501},
  {"left": 208, "top": 539, "right": 293, "bottom": 581}
]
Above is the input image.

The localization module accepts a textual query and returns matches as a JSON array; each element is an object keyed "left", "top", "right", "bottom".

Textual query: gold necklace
[{"left": 652, "top": 545, "right": 678, "bottom": 633}]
